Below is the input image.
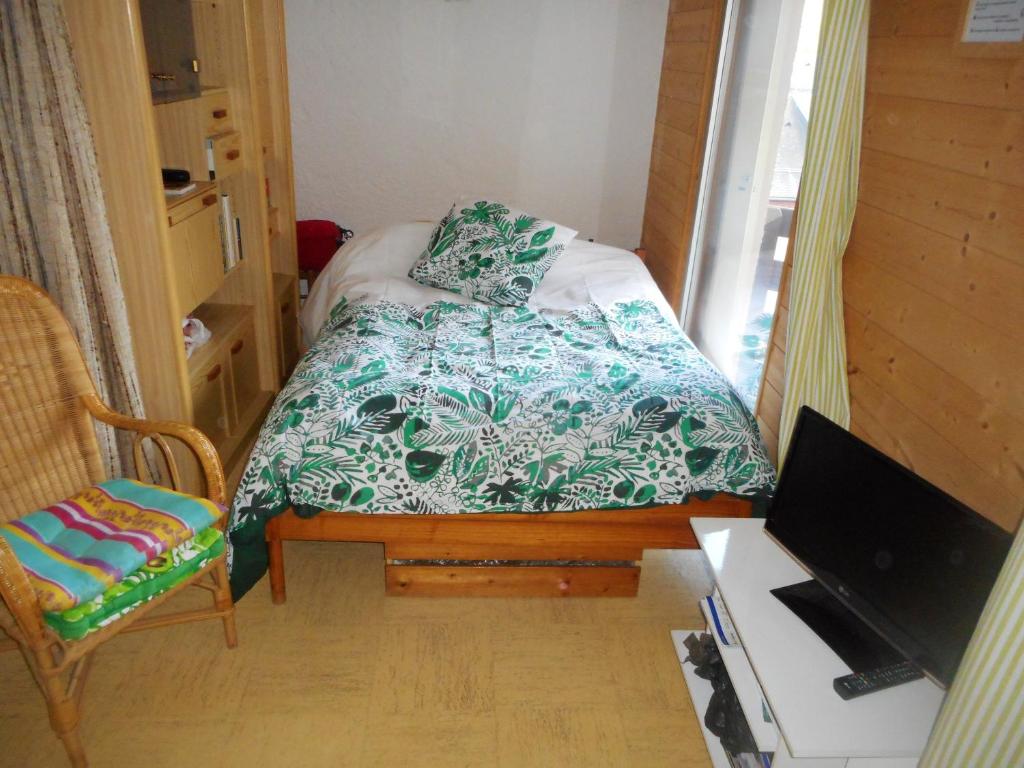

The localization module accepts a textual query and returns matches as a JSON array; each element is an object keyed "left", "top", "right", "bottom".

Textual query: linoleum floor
[{"left": 1, "top": 542, "right": 713, "bottom": 768}]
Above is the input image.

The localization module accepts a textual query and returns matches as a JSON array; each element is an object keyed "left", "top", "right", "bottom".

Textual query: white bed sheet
[{"left": 301, "top": 222, "right": 678, "bottom": 345}]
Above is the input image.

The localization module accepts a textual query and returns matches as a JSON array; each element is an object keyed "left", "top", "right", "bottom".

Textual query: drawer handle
[
  {"left": 231, "top": 339, "right": 244, "bottom": 354},
  {"left": 212, "top": 108, "right": 228, "bottom": 119},
  {"left": 280, "top": 301, "right": 291, "bottom": 314},
  {"left": 202, "top": 193, "right": 218, "bottom": 207},
  {"left": 226, "top": 149, "right": 241, "bottom": 161},
  {"left": 206, "top": 363, "right": 222, "bottom": 382}
]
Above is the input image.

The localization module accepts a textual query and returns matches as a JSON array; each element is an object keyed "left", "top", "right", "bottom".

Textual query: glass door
[
  {"left": 139, "top": 0, "right": 201, "bottom": 104},
  {"left": 682, "top": 0, "right": 822, "bottom": 409}
]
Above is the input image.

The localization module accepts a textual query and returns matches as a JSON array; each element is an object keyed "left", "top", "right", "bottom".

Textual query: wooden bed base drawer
[{"left": 385, "top": 563, "right": 641, "bottom": 597}]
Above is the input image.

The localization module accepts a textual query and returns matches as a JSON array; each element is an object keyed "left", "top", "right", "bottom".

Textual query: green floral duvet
[{"left": 228, "top": 297, "right": 775, "bottom": 596}]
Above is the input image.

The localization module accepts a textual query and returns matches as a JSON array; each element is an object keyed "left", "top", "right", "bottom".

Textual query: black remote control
[
  {"left": 162, "top": 168, "right": 191, "bottom": 184},
  {"left": 833, "top": 661, "right": 923, "bottom": 700}
]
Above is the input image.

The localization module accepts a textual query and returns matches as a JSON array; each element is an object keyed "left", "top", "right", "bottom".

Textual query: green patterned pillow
[{"left": 409, "top": 198, "right": 577, "bottom": 306}]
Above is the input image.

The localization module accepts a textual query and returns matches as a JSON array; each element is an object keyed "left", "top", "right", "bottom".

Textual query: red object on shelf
[{"left": 297, "top": 219, "right": 345, "bottom": 272}]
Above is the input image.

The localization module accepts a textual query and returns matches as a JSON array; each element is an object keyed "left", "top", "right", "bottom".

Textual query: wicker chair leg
[
  {"left": 39, "top": 664, "right": 88, "bottom": 767},
  {"left": 57, "top": 721, "right": 88, "bottom": 768},
  {"left": 211, "top": 560, "right": 238, "bottom": 649}
]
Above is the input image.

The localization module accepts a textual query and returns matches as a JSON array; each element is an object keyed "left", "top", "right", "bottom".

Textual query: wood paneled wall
[
  {"left": 757, "top": 0, "right": 1024, "bottom": 531},
  {"left": 640, "top": 0, "right": 725, "bottom": 312}
]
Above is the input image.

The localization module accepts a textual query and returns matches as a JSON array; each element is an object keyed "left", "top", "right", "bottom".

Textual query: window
[{"left": 682, "top": 0, "right": 822, "bottom": 409}]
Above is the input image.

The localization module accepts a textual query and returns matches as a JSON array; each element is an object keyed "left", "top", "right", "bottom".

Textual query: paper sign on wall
[{"left": 962, "top": 0, "right": 1024, "bottom": 43}]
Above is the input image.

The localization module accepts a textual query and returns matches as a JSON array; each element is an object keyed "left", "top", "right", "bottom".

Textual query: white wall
[{"left": 285, "top": 0, "right": 668, "bottom": 249}]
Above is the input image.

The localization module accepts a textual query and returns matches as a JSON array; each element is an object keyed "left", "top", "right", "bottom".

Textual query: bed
[{"left": 228, "top": 221, "right": 775, "bottom": 600}]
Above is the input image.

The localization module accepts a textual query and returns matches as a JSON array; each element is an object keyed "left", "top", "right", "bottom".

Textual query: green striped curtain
[
  {"left": 777, "top": 0, "right": 868, "bottom": 460},
  {"left": 920, "top": 521, "right": 1024, "bottom": 766}
]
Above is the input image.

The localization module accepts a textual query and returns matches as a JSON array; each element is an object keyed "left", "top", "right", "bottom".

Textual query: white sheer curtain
[{"left": 0, "top": 0, "right": 148, "bottom": 475}]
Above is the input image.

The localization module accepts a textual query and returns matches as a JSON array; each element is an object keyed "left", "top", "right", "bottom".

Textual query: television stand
[
  {"left": 770, "top": 579, "right": 904, "bottom": 673},
  {"left": 674, "top": 518, "right": 945, "bottom": 767}
]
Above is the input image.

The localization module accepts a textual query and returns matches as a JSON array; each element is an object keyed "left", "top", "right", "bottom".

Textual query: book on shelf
[
  {"left": 219, "top": 194, "right": 239, "bottom": 271},
  {"left": 206, "top": 138, "right": 216, "bottom": 180},
  {"left": 702, "top": 590, "right": 740, "bottom": 647},
  {"left": 235, "top": 215, "right": 244, "bottom": 261}
]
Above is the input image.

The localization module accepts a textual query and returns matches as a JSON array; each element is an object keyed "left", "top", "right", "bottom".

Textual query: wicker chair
[{"left": 0, "top": 275, "right": 237, "bottom": 767}]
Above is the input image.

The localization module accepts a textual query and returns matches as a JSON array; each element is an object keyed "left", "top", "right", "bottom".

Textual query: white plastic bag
[{"left": 182, "top": 316, "right": 212, "bottom": 358}]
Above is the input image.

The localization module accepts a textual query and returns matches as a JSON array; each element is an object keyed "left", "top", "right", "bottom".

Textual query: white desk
[{"left": 677, "top": 518, "right": 945, "bottom": 767}]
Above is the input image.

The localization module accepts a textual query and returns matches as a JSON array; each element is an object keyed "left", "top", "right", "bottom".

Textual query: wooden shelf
[
  {"left": 187, "top": 301, "right": 274, "bottom": 477},
  {"left": 225, "top": 409, "right": 269, "bottom": 497},
  {"left": 187, "top": 302, "right": 252, "bottom": 376},
  {"left": 673, "top": 630, "right": 734, "bottom": 768},
  {"left": 698, "top": 596, "right": 779, "bottom": 751},
  {"left": 165, "top": 180, "right": 217, "bottom": 219},
  {"left": 272, "top": 271, "right": 295, "bottom": 303},
  {"left": 267, "top": 205, "right": 280, "bottom": 237},
  {"left": 221, "top": 388, "right": 275, "bottom": 471},
  {"left": 691, "top": 518, "right": 944, "bottom": 760}
]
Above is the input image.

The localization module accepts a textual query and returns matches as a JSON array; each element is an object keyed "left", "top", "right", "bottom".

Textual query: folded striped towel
[{"left": 0, "top": 479, "right": 222, "bottom": 612}]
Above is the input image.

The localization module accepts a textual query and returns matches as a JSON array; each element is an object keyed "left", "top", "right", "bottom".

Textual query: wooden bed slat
[
  {"left": 385, "top": 564, "right": 642, "bottom": 598},
  {"left": 384, "top": 543, "right": 645, "bottom": 562}
]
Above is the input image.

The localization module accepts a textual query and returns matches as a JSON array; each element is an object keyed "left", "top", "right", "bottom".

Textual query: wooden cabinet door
[
  {"left": 167, "top": 219, "right": 198, "bottom": 317},
  {"left": 278, "top": 290, "right": 300, "bottom": 379},
  {"left": 199, "top": 90, "right": 233, "bottom": 136},
  {"left": 168, "top": 196, "right": 225, "bottom": 317},
  {"left": 138, "top": 0, "right": 200, "bottom": 104},
  {"left": 190, "top": 355, "right": 230, "bottom": 451},
  {"left": 228, "top": 318, "right": 261, "bottom": 421},
  {"left": 208, "top": 131, "right": 243, "bottom": 181}
]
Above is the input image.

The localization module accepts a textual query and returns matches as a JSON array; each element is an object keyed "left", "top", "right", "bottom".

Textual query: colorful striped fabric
[
  {"left": 44, "top": 528, "right": 225, "bottom": 640},
  {"left": 0, "top": 479, "right": 222, "bottom": 612},
  {"left": 920, "top": 520, "right": 1024, "bottom": 767},
  {"left": 777, "top": 0, "right": 868, "bottom": 461}
]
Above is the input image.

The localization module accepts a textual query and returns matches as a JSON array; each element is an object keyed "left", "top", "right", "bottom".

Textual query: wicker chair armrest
[{"left": 80, "top": 393, "right": 227, "bottom": 508}]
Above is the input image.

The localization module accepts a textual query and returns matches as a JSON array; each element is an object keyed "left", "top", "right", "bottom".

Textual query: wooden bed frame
[{"left": 265, "top": 494, "right": 751, "bottom": 600}]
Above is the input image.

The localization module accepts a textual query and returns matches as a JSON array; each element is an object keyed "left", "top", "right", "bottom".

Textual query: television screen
[{"left": 766, "top": 407, "right": 1013, "bottom": 687}]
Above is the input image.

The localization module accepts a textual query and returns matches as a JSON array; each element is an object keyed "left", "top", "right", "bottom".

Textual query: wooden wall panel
[
  {"left": 640, "top": 0, "right": 725, "bottom": 312},
  {"left": 867, "top": 37, "right": 1023, "bottom": 110},
  {"left": 755, "top": 0, "right": 1024, "bottom": 531}
]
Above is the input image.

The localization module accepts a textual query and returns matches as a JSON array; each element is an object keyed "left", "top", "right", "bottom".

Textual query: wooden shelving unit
[
  {"left": 187, "top": 301, "right": 275, "bottom": 471},
  {"left": 165, "top": 181, "right": 218, "bottom": 220},
  {"left": 272, "top": 272, "right": 300, "bottom": 382},
  {"left": 267, "top": 206, "right": 280, "bottom": 238},
  {"left": 272, "top": 271, "right": 295, "bottom": 307},
  {"left": 62, "top": 0, "right": 297, "bottom": 495}
]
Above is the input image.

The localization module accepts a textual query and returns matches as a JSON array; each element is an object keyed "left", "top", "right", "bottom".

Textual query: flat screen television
[{"left": 765, "top": 406, "right": 1013, "bottom": 688}]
